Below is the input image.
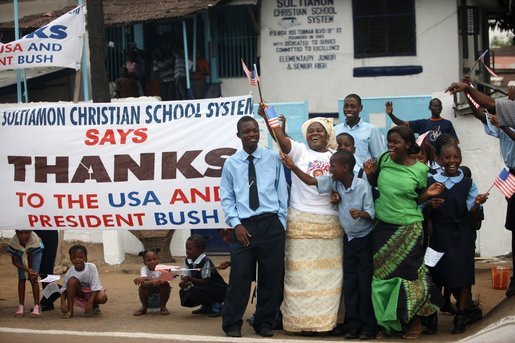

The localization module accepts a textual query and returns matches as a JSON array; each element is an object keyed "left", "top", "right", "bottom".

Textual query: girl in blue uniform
[
  {"left": 179, "top": 235, "right": 228, "bottom": 317},
  {"left": 425, "top": 144, "right": 488, "bottom": 334}
]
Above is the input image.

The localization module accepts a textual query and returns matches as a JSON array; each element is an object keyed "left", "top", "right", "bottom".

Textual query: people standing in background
[
  {"left": 385, "top": 99, "right": 459, "bottom": 146},
  {"left": 174, "top": 50, "right": 187, "bottom": 100},
  {"left": 114, "top": 67, "right": 140, "bottom": 98},
  {"left": 193, "top": 52, "right": 210, "bottom": 99},
  {"left": 335, "top": 94, "right": 386, "bottom": 167}
]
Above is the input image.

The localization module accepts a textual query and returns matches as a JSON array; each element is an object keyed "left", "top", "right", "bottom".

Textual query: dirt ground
[{"left": 0, "top": 239, "right": 512, "bottom": 342}]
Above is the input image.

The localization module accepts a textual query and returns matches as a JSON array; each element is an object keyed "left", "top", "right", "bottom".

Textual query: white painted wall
[{"left": 222, "top": 0, "right": 511, "bottom": 258}]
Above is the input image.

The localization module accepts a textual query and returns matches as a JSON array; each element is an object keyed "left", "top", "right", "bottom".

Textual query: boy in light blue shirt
[{"left": 282, "top": 150, "right": 376, "bottom": 339}]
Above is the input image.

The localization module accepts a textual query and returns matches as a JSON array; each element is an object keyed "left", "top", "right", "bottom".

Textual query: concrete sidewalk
[{"left": 0, "top": 243, "right": 513, "bottom": 342}]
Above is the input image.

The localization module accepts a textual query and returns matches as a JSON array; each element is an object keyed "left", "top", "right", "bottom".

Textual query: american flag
[
  {"left": 478, "top": 50, "right": 498, "bottom": 77},
  {"left": 264, "top": 106, "right": 280, "bottom": 128},
  {"left": 494, "top": 168, "right": 515, "bottom": 199},
  {"left": 241, "top": 59, "right": 259, "bottom": 86}
]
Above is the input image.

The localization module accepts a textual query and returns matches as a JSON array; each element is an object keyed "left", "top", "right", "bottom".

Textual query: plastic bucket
[{"left": 490, "top": 266, "right": 512, "bottom": 290}]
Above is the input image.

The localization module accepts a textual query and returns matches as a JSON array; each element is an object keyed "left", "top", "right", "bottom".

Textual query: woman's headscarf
[{"left": 301, "top": 117, "right": 338, "bottom": 151}]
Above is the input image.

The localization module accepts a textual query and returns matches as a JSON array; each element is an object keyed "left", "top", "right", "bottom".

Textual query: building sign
[
  {"left": 269, "top": 0, "right": 343, "bottom": 71},
  {"left": 0, "top": 96, "right": 253, "bottom": 230}
]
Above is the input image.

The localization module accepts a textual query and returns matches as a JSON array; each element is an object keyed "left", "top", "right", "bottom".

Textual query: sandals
[
  {"left": 160, "top": 308, "right": 170, "bottom": 315},
  {"left": 61, "top": 312, "right": 73, "bottom": 319},
  {"left": 403, "top": 327, "right": 423, "bottom": 340},
  {"left": 133, "top": 308, "right": 147, "bottom": 316},
  {"left": 31, "top": 305, "right": 41, "bottom": 318},
  {"left": 15, "top": 304, "right": 24, "bottom": 317}
]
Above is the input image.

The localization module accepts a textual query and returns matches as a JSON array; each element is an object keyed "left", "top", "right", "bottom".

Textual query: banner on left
[{"left": 0, "top": 6, "right": 85, "bottom": 71}]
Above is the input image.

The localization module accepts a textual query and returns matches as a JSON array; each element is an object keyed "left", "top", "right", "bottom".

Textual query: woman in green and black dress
[{"left": 364, "top": 126, "right": 444, "bottom": 339}]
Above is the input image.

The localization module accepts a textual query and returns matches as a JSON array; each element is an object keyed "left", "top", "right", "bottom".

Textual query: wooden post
[{"left": 73, "top": 69, "right": 82, "bottom": 103}]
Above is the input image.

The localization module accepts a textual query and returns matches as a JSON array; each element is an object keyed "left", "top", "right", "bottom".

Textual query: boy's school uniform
[
  {"left": 8, "top": 232, "right": 44, "bottom": 279},
  {"left": 316, "top": 175, "right": 375, "bottom": 239}
]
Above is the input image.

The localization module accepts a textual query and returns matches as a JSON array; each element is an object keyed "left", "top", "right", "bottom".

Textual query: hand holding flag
[{"left": 264, "top": 106, "right": 280, "bottom": 128}]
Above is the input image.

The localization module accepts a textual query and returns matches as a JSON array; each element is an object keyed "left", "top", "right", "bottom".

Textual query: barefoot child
[
  {"left": 60, "top": 245, "right": 108, "bottom": 318},
  {"left": 133, "top": 248, "right": 171, "bottom": 316},
  {"left": 179, "top": 235, "right": 227, "bottom": 317},
  {"left": 282, "top": 150, "right": 377, "bottom": 339},
  {"left": 8, "top": 230, "right": 44, "bottom": 317}
]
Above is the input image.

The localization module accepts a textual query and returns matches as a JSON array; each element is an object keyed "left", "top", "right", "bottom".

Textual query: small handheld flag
[
  {"left": 478, "top": 50, "right": 498, "bottom": 77},
  {"left": 264, "top": 106, "right": 280, "bottom": 128},
  {"left": 493, "top": 168, "right": 515, "bottom": 199},
  {"left": 241, "top": 59, "right": 259, "bottom": 86},
  {"left": 250, "top": 64, "right": 259, "bottom": 86}
]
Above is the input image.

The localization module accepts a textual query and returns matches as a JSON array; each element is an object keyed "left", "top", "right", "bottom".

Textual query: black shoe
[
  {"left": 254, "top": 326, "right": 273, "bottom": 337},
  {"left": 330, "top": 324, "right": 347, "bottom": 336},
  {"left": 506, "top": 277, "right": 515, "bottom": 298},
  {"left": 40, "top": 302, "right": 54, "bottom": 311},
  {"left": 192, "top": 305, "right": 211, "bottom": 315},
  {"left": 359, "top": 331, "right": 376, "bottom": 340},
  {"left": 452, "top": 314, "right": 466, "bottom": 334},
  {"left": 440, "top": 302, "right": 457, "bottom": 315},
  {"left": 464, "top": 304, "right": 483, "bottom": 324},
  {"left": 225, "top": 328, "right": 242, "bottom": 337},
  {"left": 344, "top": 328, "right": 361, "bottom": 340},
  {"left": 272, "top": 318, "right": 283, "bottom": 330},
  {"left": 422, "top": 313, "right": 438, "bottom": 335}
]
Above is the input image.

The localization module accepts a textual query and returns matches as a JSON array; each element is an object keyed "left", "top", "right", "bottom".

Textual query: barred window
[
  {"left": 353, "top": 0, "right": 416, "bottom": 58},
  {"left": 216, "top": 5, "right": 258, "bottom": 78}
]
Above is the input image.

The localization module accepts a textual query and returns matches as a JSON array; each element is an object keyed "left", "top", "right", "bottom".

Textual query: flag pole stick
[
  {"left": 466, "top": 50, "right": 488, "bottom": 78},
  {"left": 257, "top": 79, "right": 283, "bottom": 154},
  {"left": 485, "top": 182, "right": 495, "bottom": 194}
]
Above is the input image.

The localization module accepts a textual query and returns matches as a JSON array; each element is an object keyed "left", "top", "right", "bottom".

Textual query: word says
[{"left": 85, "top": 128, "right": 148, "bottom": 145}]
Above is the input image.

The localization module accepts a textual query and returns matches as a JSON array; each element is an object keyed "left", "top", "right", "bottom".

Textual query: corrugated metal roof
[{"left": 1, "top": 0, "right": 220, "bottom": 29}]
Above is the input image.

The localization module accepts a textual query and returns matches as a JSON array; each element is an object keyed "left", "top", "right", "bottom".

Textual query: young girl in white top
[
  {"left": 60, "top": 245, "right": 108, "bottom": 318},
  {"left": 8, "top": 230, "right": 44, "bottom": 317},
  {"left": 133, "top": 248, "right": 171, "bottom": 316}
]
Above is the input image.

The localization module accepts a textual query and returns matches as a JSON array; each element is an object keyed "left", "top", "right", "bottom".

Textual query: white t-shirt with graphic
[{"left": 288, "top": 139, "right": 338, "bottom": 215}]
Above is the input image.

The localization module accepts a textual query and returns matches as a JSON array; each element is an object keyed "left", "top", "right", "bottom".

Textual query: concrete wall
[{"left": 220, "top": 0, "right": 511, "bottom": 258}]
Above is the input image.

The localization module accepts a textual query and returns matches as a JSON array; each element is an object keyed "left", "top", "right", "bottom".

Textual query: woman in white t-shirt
[{"left": 260, "top": 107, "right": 342, "bottom": 334}]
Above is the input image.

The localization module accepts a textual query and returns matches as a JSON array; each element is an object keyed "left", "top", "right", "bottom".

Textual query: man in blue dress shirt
[
  {"left": 335, "top": 94, "right": 386, "bottom": 167},
  {"left": 220, "top": 115, "right": 288, "bottom": 338}
]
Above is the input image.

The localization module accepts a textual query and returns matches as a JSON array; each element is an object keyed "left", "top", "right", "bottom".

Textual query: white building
[{"left": 1, "top": 0, "right": 513, "bottom": 262}]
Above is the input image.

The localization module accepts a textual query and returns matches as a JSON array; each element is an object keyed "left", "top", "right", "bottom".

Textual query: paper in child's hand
[
  {"left": 39, "top": 274, "right": 60, "bottom": 283},
  {"left": 158, "top": 271, "right": 175, "bottom": 281},
  {"left": 155, "top": 264, "right": 181, "bottom": 271},
  {"left": 424, "top": 247, "right": 444, "bottom": 267}
]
